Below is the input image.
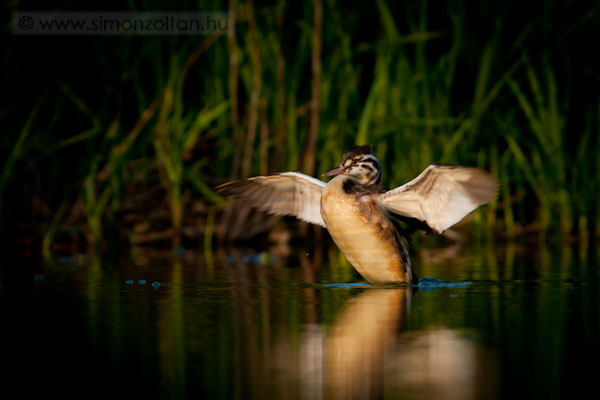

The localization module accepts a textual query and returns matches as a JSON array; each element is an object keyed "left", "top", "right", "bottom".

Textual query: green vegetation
[{"left": 2, "top": 1, "right": 599, "bottom": 254}]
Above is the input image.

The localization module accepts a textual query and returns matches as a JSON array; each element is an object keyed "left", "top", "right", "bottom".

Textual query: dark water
[{"left": 1, "top": 242, "right": 598, "bottom": 399}]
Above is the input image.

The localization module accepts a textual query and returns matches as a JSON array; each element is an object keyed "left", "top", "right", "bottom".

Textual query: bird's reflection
[
  {"left": 326, "top": 288, "right": 412, "bottom": 399},
  {"left": 219, "top": 249, "right": 498, "bottom": 399},
  {"left": 324, "top": 288, "right": 498, "bottom": 400},
  {"left": 387, "top": 328, "right": 498, "bottom": 400}
]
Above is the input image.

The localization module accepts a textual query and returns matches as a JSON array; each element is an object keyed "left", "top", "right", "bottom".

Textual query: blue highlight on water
[
  {"left": 124, "top": 279, "right": 160, "bottom": 289},
  {"left": 323, "top": 277, "right": 472, "bottom": 290},
  {"left": 417, "top": 277, "right": 472, "bottom": 290},
  {"left": 323, "top": 283, "right": 372, "bottom": 288},
  {"left": 225, "top": 253, "right": 276, "bottom": 264}
]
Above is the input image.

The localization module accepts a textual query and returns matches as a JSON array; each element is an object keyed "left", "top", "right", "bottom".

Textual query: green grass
[{"left": 154, "top": 57, "right": 229, "bottom": 245}]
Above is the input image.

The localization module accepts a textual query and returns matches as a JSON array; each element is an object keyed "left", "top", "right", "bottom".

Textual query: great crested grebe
[{"left": 217, "top": 145, "right": 498, "bottom": 284}]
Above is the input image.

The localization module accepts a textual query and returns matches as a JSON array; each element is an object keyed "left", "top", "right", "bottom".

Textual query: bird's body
[
  {"left": 321, "top": 175, "right": 415, "bottom": 284},
  {"left": 217, "top": 145, "right": 498, "bottom": 284}
]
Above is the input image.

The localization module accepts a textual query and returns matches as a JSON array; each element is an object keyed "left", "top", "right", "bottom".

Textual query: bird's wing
[
  {"left": 216, "top": 172, "right": 327, "bottom": 227},
  {"left": 379, "top": 164, "right": 498, "bottom": 234}
]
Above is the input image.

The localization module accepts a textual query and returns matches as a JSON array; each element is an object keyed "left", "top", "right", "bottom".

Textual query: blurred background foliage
[{"left": 2, "top": 0, "right": 599, "bottom": 254}]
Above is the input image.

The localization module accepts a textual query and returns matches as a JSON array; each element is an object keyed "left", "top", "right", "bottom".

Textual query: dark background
[{"left": 2, "top": 0, "right": 599, "bottom": 254}]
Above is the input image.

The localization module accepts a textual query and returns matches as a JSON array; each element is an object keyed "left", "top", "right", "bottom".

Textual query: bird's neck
[{"left": 325, "top": 175, "right": 384, "bottom": 197}]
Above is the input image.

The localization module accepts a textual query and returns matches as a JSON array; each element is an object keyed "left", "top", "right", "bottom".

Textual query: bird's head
[{"left": 323, "top": 144, "right": 382, "bottom": 185}]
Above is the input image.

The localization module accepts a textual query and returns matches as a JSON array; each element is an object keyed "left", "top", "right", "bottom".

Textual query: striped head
[{"left": 323, "top": 145, "right": 382, "bottom": 185}]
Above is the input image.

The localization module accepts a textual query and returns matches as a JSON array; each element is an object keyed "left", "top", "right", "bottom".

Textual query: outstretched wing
[
  {"left": 379, "top": 164, "right": 498, "bottom": 234},
  {"left": 216, "top": 172, "right": 327, "bottom": 227}
]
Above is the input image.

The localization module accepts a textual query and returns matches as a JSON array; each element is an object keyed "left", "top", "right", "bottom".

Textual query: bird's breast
[{"left": 321, "top": 177, "right": 413, "bottom": 284}]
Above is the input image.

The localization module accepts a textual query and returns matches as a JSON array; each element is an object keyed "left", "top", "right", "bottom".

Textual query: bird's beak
[{"left": 322, "top": 165, "right": 346, "bottom": 177}]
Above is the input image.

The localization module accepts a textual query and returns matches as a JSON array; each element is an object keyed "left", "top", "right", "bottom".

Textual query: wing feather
[
  {"left": 379, "top": 165, "right": 498, "bottom": 234},
  {"left": 216, "top": 172, "right": 327, "bottom": 227}
]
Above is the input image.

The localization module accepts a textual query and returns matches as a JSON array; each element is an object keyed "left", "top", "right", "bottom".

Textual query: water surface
[{"left": 1, "top": 242, "right": 598, "bottom": 399}]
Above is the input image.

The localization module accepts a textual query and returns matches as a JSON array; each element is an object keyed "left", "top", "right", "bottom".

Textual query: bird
[{"left": 216, "top": 145, "right": 498, "bottom": 284}]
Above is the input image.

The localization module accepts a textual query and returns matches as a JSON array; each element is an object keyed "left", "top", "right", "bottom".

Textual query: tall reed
[
  {"left": 2, "top": 0, "right": 598, "bottom": 252},
  {"left": 154, "top": 58, "right": 229, "bottom": 245}
]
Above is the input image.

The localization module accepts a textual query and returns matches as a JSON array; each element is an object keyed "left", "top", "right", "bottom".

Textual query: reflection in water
[
  {"left": 389, "top": 329, "right": 498, "bottom": 400},
  {"left": 158, "top": 258, "right": 186, "bottom": 398},
  {"left": 326, "top": 289, "right": 411, "bottom": 399},
  {"left": 269, "top": 287, "right": 499, "bottom": 399},
  {"left": 324, "top": 288, "right": 498, "bottom": 400},
  {"left": 2, "top": 242, "right": 597, "bottom": 399}
]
